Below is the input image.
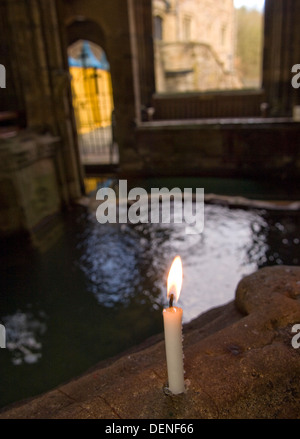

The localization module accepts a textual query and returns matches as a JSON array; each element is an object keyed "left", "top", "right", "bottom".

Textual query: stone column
[
  {"left": 132, "top": 0, "right": 156, "bottom": 117},
  {"left": 4, "top": 0, "right": 84, "bottom": 203},
  {"left": 0, "top": 1, "right": 24, "bottom": 114},
  {"left": 263, "top": 0, "right": 300, "bottom": 116}
]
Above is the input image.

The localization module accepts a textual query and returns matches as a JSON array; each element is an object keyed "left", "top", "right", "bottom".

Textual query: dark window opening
[{"left": 154, "top": 15, "right": 163, "bottom": 40}]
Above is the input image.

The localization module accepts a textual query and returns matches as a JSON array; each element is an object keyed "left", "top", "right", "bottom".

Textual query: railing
[
  {"left": 151, "top": 89, "right": 266, "bottom": 120},
  {"left": 70, "top": 66, "right": 118, "bottom": 166}
]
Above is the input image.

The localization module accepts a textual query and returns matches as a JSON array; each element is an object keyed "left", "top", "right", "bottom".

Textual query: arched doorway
[{"left": 68, "top": 40, "right": 119, "bottom": 167}]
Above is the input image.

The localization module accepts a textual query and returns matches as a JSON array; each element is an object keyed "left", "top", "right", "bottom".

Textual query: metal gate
[{"left": 69, "top": 41, "right": 118, "bottom": 166}]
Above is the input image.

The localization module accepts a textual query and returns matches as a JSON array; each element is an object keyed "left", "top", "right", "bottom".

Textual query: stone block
[{"left": 0, "top": 132, "right": 61, "bottom": 235}]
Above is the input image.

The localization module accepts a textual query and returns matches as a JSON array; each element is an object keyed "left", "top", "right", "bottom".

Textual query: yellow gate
[{"left": 69, "top": 41, "right": 117, "bottom": 165}]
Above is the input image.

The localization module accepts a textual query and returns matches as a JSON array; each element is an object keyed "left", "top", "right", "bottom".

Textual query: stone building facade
[{"left": 152, "top": 0, "right": 241, "bottom": 92}]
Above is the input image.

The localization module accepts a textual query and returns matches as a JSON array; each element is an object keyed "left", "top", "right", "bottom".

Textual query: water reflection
[
  {"left": 257, "top": 211, "right": 300, "bottom": 267},
  {"left": 78, "top": 221, "right": 146, "bottom": 306},
  {"left": 76, "top": 204, "right": 300, "bottom": 324},
  {"left": 78, "top": 204, "right": 271, "bottom": 322},
  {"left": 3, "top": 310, "right": 47, "bottom": 365}
]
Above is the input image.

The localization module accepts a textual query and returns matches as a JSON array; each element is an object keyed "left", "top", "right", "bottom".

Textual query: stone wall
[
  {"left": 0, "top": 133, "right": 61, "bottom": 236},
  {"left": 1, "top": 0, "right": 300, "bottom": 196},
  {"left": 153, "top": 0, "right": 235, "bottom": 69},
  {"left": 62, "top": 0, "right": 139, "bottom": 165},
  {"left": 154, "top": 41, "right": 240, "bottom": 93},
  {"left": 0, "top": 2, "right": 24, "bottom": 114},
  {"left": 121, "top": 119, "right": 300, "bottom": 180},
  {"left": 118, "top": 0, "right": 300, "bottom": 182},
  {"left": 0, "top": 0, "right": 84, "bottom": 205}
]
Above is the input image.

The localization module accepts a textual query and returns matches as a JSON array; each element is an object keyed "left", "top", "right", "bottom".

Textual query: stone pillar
[
  {"left": 39, "top": 0, "right": 85, "bottom": 201},
  {"left": 132, "top": 0, "right": 156, "bottom": 115},
  {"left": 263, "top": 0, "right": 300, "bottom": 116},
  {"left": 0, "top": 133, "right": 62, "bottom": 236},
  {"left": 0, "top": 1, "right": 24, "bottom": 114},
  {"left": 5, "top": 0, "right": 55, "bottom": 129},
  {"left": 4, "top": 0, "right": 84, "bottom": 203}
]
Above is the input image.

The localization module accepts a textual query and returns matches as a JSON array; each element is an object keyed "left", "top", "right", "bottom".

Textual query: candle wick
[{"left": 169, "top": 293, "right": 174, "bottom": 308}]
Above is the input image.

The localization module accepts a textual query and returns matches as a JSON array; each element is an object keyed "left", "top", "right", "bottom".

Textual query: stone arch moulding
[{"left": 66, "top": 19, "right": 107, "bottom": 55}]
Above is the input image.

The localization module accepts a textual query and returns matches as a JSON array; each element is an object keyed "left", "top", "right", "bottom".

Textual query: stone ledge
[
  {"left": 138, "top": 118, "right": 299, "bottom": 130},
  {"left": 0, "top": 266, "right": 299, "bottom": 419},
  {"left": 0, "top": 132, "right": 60, "bottom": 171}
]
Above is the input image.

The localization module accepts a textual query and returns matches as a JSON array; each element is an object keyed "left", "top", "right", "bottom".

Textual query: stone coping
[
  {"left": 0, "top": 132, "right": 60, "bottom": 171},
  {"left": 138, "top": 118, "right": 299, "bottom": 130},
  {"left": 203, "top": 193, "right": 300, "bottom": 211}
]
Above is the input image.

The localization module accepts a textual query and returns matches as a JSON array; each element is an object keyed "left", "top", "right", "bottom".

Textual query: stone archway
[
  {"left": 68, "top": 38, "right": 118, "bottom": 167},
  {"left": 66, "top": 19, "right": 107, "bottom": 53},
  {"left": 62, "top": 0, "right": 151, "bottom": 176}
]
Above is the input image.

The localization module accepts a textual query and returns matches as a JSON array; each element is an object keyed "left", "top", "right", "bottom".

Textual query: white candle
[{"left": 163, "top": 256, "right": 185, "bottom": 395}]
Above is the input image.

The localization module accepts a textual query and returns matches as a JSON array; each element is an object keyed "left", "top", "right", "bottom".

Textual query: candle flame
[{"left": 167, "top": 256, "right": 183, "bottom": 303}]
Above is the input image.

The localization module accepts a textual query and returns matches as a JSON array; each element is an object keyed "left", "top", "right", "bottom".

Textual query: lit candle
[{"left": 163, "top": 255, "right": 185, "bottom": 395}]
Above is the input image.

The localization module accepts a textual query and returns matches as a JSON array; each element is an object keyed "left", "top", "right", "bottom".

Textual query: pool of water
[{"left": 0, "top": 199, "right": 299, "bottom": 409}]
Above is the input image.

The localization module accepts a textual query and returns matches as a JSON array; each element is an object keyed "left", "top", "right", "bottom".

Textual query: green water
[{"left": 126, "top": 177, "right": 300, "bottom": 201}]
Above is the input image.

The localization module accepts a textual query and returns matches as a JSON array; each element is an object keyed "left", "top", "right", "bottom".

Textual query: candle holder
[{"left": 163, "top": 379, "right": 190, "bottom": 396}]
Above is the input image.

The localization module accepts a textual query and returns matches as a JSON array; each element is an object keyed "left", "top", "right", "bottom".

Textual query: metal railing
[{"left": 70, "top": 66, "right": 118, "bottom": 165}]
